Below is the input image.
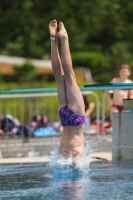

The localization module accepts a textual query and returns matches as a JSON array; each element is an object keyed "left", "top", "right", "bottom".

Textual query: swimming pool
[{"left": 0, "top": 160, "right": 133, "bottom": 200}]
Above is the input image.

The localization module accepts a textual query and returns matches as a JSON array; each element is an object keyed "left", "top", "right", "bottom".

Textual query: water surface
[{"left": 0, "top": 160, "right": 133, "bottom": 200}]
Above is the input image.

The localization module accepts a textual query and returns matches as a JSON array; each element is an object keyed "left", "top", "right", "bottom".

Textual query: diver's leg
[
  {"left": 57, "top": 22, "right": 85, "bottom": 116},
  {"left": 49, "top": 20, "right": 67, "bottom": 108}
]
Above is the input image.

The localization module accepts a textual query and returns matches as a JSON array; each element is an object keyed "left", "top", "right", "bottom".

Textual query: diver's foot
[
  {"left": 48, "top": 19, "right": 57, "bottom": 37},
  {"left": 57, "top": 21, "right": 68, "bottom": 40}
]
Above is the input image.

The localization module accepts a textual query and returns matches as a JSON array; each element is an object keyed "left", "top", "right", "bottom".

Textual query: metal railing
[{"left": 0, "top": 88, "right": 101, "bottom": 140}]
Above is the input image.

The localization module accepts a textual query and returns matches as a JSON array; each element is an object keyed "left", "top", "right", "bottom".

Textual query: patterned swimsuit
[{"left": 59, "top": 106, "right": 85, "bottom": 126}]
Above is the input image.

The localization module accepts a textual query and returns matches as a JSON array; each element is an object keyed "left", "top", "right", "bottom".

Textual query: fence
[
  {"left": 0, "top": 87, "right": 114, "bottom": 158},
  {"left": 0, "top": 89, "right": 100, "bottom": 140},
  {"left": 101, "top": 91, "right": 112, "bottom": 135},
  {"left": 1, "top": 83, "right": 132, "bottom": 158}
]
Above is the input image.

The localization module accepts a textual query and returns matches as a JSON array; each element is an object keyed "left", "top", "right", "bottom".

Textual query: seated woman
[
  {"left": 83, "top": 95, "right": 95, "bottom": 128},
  {"left": 49, "top": 20, "right": 85, "bottom": 165}
]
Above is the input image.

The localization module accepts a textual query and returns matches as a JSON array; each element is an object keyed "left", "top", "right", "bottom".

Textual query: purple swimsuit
[
  {"left": 112, "top": 104, "right": 124, "bottom": 112},
  {"left": 59, "top": 106, "right": 85, "bottom": 126}
]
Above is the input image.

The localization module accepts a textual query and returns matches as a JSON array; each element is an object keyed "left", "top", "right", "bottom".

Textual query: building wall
[{"left": 0, "top": 63, "right": 86, "bottom": 81}]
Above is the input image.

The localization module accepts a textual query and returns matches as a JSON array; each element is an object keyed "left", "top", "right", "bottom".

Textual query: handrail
[
  {"left": 0, "top": 88, "right": 57, "bottom": 94},
  {"left": 0, "top": 90, "right": 101, "bottom": 134}
]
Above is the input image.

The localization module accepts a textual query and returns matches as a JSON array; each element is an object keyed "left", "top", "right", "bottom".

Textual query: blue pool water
[{"left": 0, "top": 160, "right": 133, "bottom": 200}]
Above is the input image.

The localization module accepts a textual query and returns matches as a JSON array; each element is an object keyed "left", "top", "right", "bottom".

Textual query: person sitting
[
  {"left": 83, "top": 95, "right": 95, "bottom": 128},
  {"left": 30, "top": 114, "right": 51, "bottom": 130},
  {"left": 0, "top": 114, "right": 32, "bottom": 137}
]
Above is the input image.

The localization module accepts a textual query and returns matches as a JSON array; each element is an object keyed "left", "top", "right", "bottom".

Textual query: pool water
[{"left": 0, "top": 160, "right": 133, "bottom": 200}]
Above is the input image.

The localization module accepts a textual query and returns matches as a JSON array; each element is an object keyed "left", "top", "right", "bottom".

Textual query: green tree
[
  {"left": 72, "top": 51, "right": 109, "bottom": 83},
  {"left": 13, "top": 60, "right": 36, "bottom": 82},
  {"left": 0, "top": 0, "right": 133, "bottom": 83}
]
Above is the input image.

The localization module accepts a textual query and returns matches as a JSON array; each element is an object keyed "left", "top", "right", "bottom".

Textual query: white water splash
[{"left": 47, "top": 138, "right": 98, "bottom": 175}]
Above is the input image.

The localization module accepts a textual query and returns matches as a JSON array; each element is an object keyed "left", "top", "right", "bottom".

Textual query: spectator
[
  {"left": 30, "top": 114, "right": 52, "bottom": 130},
  {"left": 83, "top": 95, "right": 95, "bottom": 127},
  {"left": 0, "top": 114, "right": 32, "bottom": 137},
  {"left": 105, "top": 64, "right": 133, "bottom": 113}
]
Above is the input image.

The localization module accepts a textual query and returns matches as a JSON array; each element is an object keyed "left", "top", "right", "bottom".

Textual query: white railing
[{"left": 0, "top": 90, "right": 101, "bottom": 140}]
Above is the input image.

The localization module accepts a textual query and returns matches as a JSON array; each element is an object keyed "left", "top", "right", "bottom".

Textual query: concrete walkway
[
  {"left": 0, "top": 152, "right": 112, "bottom": 164},
  {"left": 90, "top": 151, "right": 112, "bottom": 161},
  {"left": 0, "top": 156, "right": 51, "bottom": 164}
]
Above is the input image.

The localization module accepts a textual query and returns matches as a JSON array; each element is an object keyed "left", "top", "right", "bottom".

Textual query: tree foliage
[
  {"left": 0, "top": 0, "right": 133, "bottom": 82},
  {"left": 13, "top": 61, "right": 36, "bottom": 82}
]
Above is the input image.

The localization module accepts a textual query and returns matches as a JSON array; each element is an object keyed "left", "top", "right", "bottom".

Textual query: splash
[
  {"left": 46, "top": 131, "right": 133, "bottom": 176},
  {"left": 47, "top": 137, "right": 98, "bottom": 176}
]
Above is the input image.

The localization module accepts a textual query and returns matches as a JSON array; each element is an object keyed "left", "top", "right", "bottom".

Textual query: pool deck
[
  {"left": 90, "top": 151, "right": 112, "bottom": 161},
  {"left": 0, "top": 134, "right": 112, "bottom": 164},
  {"left": 0, "top": 151, "right": 112, "bottom": 164}
]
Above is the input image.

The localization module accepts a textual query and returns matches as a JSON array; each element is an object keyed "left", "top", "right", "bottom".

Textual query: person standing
[{"left": 105, "top": 64, "right": 133, "bottom": 113}]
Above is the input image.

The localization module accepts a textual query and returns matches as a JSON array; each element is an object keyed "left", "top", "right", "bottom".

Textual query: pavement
[
  {"left": 0, "top": 151, "right": 112, "bottom": 164},
  {"left": 90, "top": 151, "right": 112, "bottom": 161}
]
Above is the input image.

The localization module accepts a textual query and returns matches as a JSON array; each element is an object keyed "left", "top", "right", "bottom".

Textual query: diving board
[
  {"left": 0, "top": 88, "right": 57, "bottom": 94},
  {"left": 0, "top": 83, "right": 133, "bottom": 95},
  {"left": 83, "top": 83, "right": 133, "bottom": 90}
]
